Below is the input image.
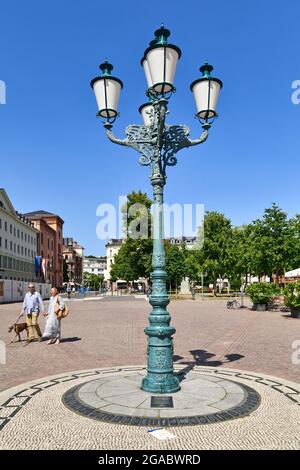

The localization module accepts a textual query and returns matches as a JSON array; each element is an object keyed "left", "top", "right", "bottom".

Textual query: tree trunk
[{"left": 213, "top": 279, "right": 217, "bottom": 297}]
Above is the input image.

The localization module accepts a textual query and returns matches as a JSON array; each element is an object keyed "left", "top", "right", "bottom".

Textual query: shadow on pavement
[
  {"left": 61, "top": 337, "right": 81, "bottom": 343},
  {"left": 174, "top": 349, "right": 244, "bottom": 383}
]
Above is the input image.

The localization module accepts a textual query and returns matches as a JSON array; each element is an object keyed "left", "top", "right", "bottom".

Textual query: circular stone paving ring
[{"left": 62, "top": 372, "right": 261, "bottom": 427}]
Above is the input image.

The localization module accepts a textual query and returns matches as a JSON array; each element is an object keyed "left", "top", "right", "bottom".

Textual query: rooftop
[{"left": 24, "top": 210, "right": 64, "bottom": 224}]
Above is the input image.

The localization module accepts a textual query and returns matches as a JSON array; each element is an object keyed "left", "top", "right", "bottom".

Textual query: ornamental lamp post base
[
  {"left": 141, "top": 374, "right": 180, "bottom": 394},
  {"left": 141, "top": 329, "right": 181, "bottom": 394}
]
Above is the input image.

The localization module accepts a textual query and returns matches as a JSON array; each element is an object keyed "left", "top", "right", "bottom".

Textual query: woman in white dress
[{"left": 43, "top": 287, "right": 65, "bottom": 344}]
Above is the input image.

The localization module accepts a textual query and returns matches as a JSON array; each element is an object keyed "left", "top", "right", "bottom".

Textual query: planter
[
  {"left": 290, "top": 307, "right": 300, "bottom": 318},
  {"left": 253, "top": 304, "right": 266, "bottom": 311}
]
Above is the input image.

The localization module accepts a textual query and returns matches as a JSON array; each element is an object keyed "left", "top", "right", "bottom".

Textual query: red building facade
[{"left": 24, "top": 211, "right": 64, "bottom": 288}]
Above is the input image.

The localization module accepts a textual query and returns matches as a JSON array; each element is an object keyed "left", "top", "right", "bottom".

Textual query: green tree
[
  {"left": 110, "top": 191, "right": 153, "bottom": 284},
  {"left": 197, "top": 211, "right": 233, "bottom": 295},
  {"left": 226, "top": 225, "right": 254, "bottom": 289},
  {"left": 110, "top": 238, "right": 152, "bottom": 283},
  {"left": 122, "top": 190, "right": 152, "bottom": 239},
  {"left": 249, "top": 203, "right": 294, "bottom": 283},
  {"left": 184, "top": 249, "right": 202, "bottom": 285},
  {"left": 165, "top": 242, "right": 187, "bottom": 289},
  {"left": 83, "top": 272, "right": 103, "bottom": 290},
  {"left": 289, "top": 213, "right": 300, "bottom": 269}
]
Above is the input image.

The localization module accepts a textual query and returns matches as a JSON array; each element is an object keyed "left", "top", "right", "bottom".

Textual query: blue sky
[{"left": 1, "top": 0, "right": 300, "bottom": 255}]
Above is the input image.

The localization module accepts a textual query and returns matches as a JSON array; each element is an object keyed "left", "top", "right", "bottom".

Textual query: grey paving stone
[
  {"left": 210, "top": 392, "right": 245, "bottom": 411},
  {"left": 220, "top": 381, "right": 246, "bottom": 394},
  {"left": 104, "top": 392, "right": 150, "bottom": 408},
  {"left": 132, "top": 408, "right": 159, "bottom": 418},
  {"left": 160, "top": 404, "right": 217, "bottom": 418},
  {"left": 172, "top": 393, "right": 213, "bottom": 409},
  {"left": 77, "top": 392, "right": 108, "bottom": 409},
  {"left": 100, "top": 404, "right": 137, "bottom": 416}
]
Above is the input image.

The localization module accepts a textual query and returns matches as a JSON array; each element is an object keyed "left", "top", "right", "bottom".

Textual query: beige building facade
[{"left": 0, "top": 189, "right": 38, "bottom": 282}]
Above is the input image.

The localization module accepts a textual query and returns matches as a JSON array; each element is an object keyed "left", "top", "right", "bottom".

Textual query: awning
[{"left": 285, "top": 268, "right": 300, "bottom": 277}]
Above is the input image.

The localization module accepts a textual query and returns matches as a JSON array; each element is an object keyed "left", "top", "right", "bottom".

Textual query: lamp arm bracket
[
  {"left": 104, "top": 123, "right": 156, "bottom": 166},
  {"left": 185, "top": 123, "right": 210, "bottom": 147},
  {"left": 161, "top": 123, "right": 210, "bottom": 173},
  {"left": 104, "top": 124, "right": 130, "bottom": 147}
]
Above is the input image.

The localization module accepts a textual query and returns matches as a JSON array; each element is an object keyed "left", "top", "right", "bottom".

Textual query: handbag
[{"left": 54, "top": 296, "right": 70, "bottom": 319}]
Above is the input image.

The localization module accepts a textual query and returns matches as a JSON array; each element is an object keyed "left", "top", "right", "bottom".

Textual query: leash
[{"left": 14, "top": 313, "right": 23, "bottom": 324}]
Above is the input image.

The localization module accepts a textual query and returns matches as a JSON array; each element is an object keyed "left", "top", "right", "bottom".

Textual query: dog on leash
[{"left": 8, "top": 323, "right": 29, "bottom": 342}]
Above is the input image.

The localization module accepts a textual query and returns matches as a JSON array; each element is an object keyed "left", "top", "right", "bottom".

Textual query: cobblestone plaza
[{"left": 0, "top": 296, "right": 299, "bottom": 449}]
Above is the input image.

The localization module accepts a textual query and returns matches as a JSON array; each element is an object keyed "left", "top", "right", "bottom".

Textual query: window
[
  {"left": 14, "top": 227, "right": 16, "bottom": 237},
  {"left": 14, "top": 243, "right": 16, "bottom": 253},
  {"left": 21, "top": 231, "right": 23, "bottom": 240},
  {"left": 25, "top": 247, "right": 27, "bottom": 256},
  {"left": 17, "top": 229, "right": 19, "bottom": 238},
  {"left": 10, "top": 224, "right": 12, "bottom": 234},
  {"left": 25, "top": 233, "right": 27, "bottom": 242},
  {"left": 5, "top": 221, "right": 7, "bottom": 231},
  {"left": 5, "top": 239, "right": 7, "bottom": 249},
  {"left": 18, "top": 245, "right": 20, "bottom": 254},
  {"left": 21, "top": 246, "right": 23, "bottom": 255},
  {"left": 48, "top": 238, "right": 50, "bottom": 249},
  {"left": 10, "top": 241, "right": 12, "bottom": 251}
]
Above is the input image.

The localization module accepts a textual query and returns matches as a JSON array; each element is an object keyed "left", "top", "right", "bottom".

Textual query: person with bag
[
  {"left": 20, "top": 283, "right": 45, "bottom": 342},
  {"left": 43, "top": 286, "right": 69, "bottom": 344}
]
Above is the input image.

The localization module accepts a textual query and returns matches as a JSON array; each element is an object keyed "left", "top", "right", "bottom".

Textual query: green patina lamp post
[{"left": 91, "top": 25, "right": 223, "bottom": 393}]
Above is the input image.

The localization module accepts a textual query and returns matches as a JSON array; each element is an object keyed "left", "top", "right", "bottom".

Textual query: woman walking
[{"left": 43, "top": 287, "right": 65, "bottom": 344}]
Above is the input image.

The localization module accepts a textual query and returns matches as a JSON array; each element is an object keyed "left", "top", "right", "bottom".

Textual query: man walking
[
  {"left": 21, "top": 283, "right": 44, "bottom": 342},
  {"left": 66, "top": 285, "right": 72, "bottom": 300}
]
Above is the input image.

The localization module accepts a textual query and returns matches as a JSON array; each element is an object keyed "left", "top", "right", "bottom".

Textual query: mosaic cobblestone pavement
[
  {"left": 62, "top": 371, "right": 261, "bottom": 426},
  {"left": 0, "top": 366, "right": 299, "bottom": 450}
]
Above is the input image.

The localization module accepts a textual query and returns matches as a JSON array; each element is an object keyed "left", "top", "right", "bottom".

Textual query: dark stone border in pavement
[
  {"left": 1, "top": 366, "right": 299, "bottom": 432},
  {"left": 62, "top": 377, "right": 261, "bottom": 427}
]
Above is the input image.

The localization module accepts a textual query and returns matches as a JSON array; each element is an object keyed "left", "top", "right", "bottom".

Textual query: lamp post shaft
[{"left": 141, "top": 173, "right": 180, "bottom": 393}]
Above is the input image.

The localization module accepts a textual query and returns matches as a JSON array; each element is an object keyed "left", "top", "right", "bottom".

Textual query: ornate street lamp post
[{"left": 91, "top": 25, "right": 223, "bottom": 394}]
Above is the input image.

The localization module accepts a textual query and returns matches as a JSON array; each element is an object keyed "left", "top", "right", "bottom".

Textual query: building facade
[
  {"left": 24, "top": 210, "right": 64, "bottom": 288},
  {"left": 168, "top": 236, "right": 196, "bottom": 249},
  {"left": 104, "top": 239, "right": 123, "bottom": 282},
  {"left": 83, "top": 256, "right": 107, "bottom": 277},
  {"left": 63, "top": 238, "right": 84, "bottom": 286},
  {"left": 0, "top": 189, "right": 38, "bottom": 281}
]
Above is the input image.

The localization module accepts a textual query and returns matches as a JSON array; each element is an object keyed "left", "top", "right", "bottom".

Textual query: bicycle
[{"left": 227, "top": 299, "right": 241, "bottom": 309}]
